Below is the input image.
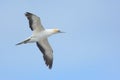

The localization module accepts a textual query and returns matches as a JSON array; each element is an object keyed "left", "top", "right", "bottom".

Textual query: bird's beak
[{"left": 59, "top": 30, "right": 65, "bottom": 33}]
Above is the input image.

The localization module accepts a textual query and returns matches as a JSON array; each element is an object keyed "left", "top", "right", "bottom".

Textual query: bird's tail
[{"left": 16, "top": 38, "right": 31, "bottom": 45}]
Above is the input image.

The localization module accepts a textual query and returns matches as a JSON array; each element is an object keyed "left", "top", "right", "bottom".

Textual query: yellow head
[
  {"left": 46, "top": 28, "right": 64, "bottom": 36},
  {"left": 53, "top": 28, "right": 65, "bottom": 34},
  {"left": 53, "top": 28, "right": 60, "bottom": 33}
]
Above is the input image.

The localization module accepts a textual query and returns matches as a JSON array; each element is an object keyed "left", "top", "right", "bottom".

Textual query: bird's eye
[{"left": 58, "top": 30, "right": 61, "bottom": 32}]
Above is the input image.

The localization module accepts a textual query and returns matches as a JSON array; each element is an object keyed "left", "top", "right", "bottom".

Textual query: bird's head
[
  {"left": 46, "top": 28, "right": 64, "bottom": 36},
  {"left": 53, "top": 28, "right": 64, "bottom": 34}
]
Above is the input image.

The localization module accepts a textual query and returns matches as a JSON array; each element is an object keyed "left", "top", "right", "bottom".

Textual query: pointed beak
[{"left": 59, "top": 30, "right": 65, "bottom": 33}]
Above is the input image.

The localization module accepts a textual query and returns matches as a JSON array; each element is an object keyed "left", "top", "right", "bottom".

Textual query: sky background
[{"left": 0, "top": 0, "right": 120, "bottom": 80}]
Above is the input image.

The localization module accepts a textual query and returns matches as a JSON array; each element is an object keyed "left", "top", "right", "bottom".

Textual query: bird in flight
[{"left": 16, "top": 12, "right": 63, "bottom": 69}]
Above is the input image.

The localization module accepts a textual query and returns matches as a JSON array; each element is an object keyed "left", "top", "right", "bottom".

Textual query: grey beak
[{"left": 59, "top": 31, "right": 65, "bottom": 33}]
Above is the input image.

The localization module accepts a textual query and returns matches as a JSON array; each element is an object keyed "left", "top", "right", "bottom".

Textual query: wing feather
[
  {"left": 36, "top": 38, "right": 53, "bottom": 69},
  {"left": 25, "top": 12, "right": 44, "bottom": 31}
]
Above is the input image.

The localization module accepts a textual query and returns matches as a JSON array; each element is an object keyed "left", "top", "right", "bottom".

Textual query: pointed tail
[{"left": 16, "top": 38, "right": 31, "bottom": 45}]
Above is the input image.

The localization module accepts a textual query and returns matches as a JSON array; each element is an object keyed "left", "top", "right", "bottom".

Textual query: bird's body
[
  {"left": 19, "top": 29, "right": 57, "bottom": 43},
  {"left": 16, "top": 12, "right": 62, "bottom": 69}
]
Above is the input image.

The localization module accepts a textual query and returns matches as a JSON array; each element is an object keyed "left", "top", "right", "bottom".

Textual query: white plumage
[{"left": 16, "top": 12, "right": 63, "bottom": 69}]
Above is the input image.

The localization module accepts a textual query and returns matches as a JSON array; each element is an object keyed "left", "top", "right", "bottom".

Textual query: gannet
[{"left": 16, "top": 12, "right": 63, "bottom": 69}]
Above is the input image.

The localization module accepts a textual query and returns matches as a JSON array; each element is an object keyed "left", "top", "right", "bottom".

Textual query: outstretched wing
[
  {"left": 25, "top": 12, "right": 44, "bottom": 31},
  {"left": 36, "top": 38, "right": 53, "bottom": 69}
]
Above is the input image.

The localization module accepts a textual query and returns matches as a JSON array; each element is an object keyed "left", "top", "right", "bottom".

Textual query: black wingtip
[
  {"left": 25, "top": 12, "right": 33, "bottom": 17},
  {"left": 48, "top": 62, "right": 52, "bottom": 69},
  {"left": 43, "top": 55, "right": 53, "bottom": 69}
]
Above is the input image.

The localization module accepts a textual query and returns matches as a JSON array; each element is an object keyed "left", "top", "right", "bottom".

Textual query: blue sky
[{"left": 0, "top": 0, "right": 120, "bottom": 80}]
